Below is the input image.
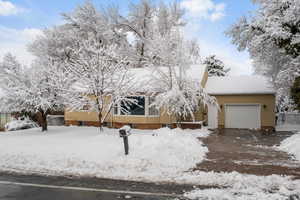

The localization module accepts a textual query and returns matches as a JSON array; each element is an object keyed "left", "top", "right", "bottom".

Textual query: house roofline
[{"left": 208, "top": 92, "right": 276, "bottom": 96}]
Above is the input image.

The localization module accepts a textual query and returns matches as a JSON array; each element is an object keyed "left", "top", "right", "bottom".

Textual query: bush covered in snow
[{"left": 5, "top": 118, "right": 38, "bottom": 131}]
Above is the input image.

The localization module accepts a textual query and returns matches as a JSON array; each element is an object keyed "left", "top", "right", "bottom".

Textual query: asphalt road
[{"left": 0, "top": 173, "right": 192, "bottom": 200}]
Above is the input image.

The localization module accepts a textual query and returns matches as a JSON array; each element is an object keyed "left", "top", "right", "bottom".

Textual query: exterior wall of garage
[{"left": 212, "top": 94, "right": 275, "bottom": 130}]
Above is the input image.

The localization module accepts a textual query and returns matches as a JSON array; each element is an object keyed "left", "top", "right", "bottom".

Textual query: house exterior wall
[
  {"left": 64, "top": 67, "right": 275, "bottom": 130},
  {"left": 212, "top": 94, "right": 275, "bottom": 130},
  {"left": 65, "top": 105, "right": 205, "bottom": 129},
  {"left": 65, "top": 67, "right": 208, "bottom": 129},
  {"left": 65, "top": 107, "right": 183, "bottom": 129},
  {"left": 64, "top": 94, "right": 275, "bottom": 130}
]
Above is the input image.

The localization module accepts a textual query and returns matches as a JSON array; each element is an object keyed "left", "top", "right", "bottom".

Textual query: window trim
[
  {"left": 147, "top": 96, "right": 160, "bottom": 117},
  {"left": 113, "top": 95, "right": 160, "bottom": 117}
]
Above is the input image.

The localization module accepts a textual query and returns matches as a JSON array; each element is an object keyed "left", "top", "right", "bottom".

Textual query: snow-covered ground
[
  {"left": 1, "top": 126, "right": 300, "bottom": 199},
  {"left": 0, "top": 126, "right": 209, "bottom": 182},
  {"left": 279, "top": 132, "right": 300, "bottom": 161},
  {"left": 180, "top": 171, "right": 300, "bottom": 200}
]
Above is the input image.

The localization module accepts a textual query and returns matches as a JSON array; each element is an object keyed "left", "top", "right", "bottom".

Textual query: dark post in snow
[{"left": 119, "top": 126, "right": 131, "bottom": 155}]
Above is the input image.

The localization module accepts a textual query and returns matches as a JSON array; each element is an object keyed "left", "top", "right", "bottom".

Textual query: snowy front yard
[
  {"left": 0, "top": 126, "right": 209, "bottom": 182},
  {"left": 1, "top": 126, "right": 300, "bottom": 199}
]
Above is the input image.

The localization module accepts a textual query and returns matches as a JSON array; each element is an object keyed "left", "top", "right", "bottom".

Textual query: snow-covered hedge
[{"left": 5, "top": 118, "right": 38, "bottom": 131}]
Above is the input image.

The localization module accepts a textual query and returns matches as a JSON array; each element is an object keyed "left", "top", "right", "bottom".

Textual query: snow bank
[
  {"left": 181, "top": 171, "right": 300, "bottom": 199},
  {"left": 279, "top": 132, "right": 300, "bottom": 161},
  {"left": 5, "top": 118, "right": 38, "bottom": 131},
  {"left": 0, "top": 126, "right": 209, "bottom": 182}
]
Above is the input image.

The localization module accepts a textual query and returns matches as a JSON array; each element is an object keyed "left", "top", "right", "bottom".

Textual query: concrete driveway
[{"left": 195, "top": 129, "right": 300, "bottom": 178}]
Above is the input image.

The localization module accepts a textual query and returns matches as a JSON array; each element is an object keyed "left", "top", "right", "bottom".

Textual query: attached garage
[{"left": 205, "top": 76, "right": 276, "bottom": 130}]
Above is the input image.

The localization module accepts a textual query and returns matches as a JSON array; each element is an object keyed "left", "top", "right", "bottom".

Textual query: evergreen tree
[{"left": 203, "top": 55, "right": 230, "bottom": 77}]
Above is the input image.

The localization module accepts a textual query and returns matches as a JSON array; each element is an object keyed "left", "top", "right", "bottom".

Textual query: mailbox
[
  {"left": 119, "top": 126, "right": 131, "bottom": 155},
  {"left": 119, "top": 129, "right": 127, "bottom": 137}
]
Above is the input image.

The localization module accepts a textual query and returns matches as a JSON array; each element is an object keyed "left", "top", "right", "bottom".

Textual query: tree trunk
[
  {"left": 98, "top": 111, "right": 103, "bottom": 132},
  {"left": 40, "top": 111, "right": 48, "bottom": 132},
  {"left": 176, "top": 114, "right": 182, "bottom": 129}
]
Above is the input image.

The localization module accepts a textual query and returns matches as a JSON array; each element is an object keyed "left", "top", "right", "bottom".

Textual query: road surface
[{"left": 0, "top": 172, "right": 192, "bottom": 200}]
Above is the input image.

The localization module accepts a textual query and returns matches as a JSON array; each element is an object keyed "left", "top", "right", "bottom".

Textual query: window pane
[
  {"left": 149, "top": 97, "right": 159, "bottom": 116},
  {"left": 113, "top": 105, "right": 118, "bottom": 115},
  {"left": 121, "top": 96, "right": 145, "bottom": 115}
]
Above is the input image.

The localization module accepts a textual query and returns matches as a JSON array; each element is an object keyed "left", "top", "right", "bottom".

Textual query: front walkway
[{"left": 195, "top": 129, "right": 300, "bottom": 178}]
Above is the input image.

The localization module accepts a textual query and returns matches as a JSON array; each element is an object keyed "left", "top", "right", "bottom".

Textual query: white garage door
[{"left": 225, "top": 104, "right": 260, "bottom": 129}]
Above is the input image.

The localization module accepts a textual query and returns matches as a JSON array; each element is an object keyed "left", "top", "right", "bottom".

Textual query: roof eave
[{"left": 208, "top": 92, "right": 276, "bottom": 96}]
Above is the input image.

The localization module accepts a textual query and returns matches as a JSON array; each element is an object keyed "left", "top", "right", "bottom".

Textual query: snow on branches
[
  {"left": 227, "top": 0, "right": 300, "bottom": 111},
  {"left": 0, "top": 0, "right": 217, "bottom": 131},
  {"left": 62, "top": 38, "right": 138, "bottom": 129},
  {"left": 145, "top": 28, "right": 217, "bottom": 121},
  {"left": 0, "top": 54, "right": 67, "bottom": 131},
  {"left": 203, "top": 55, "right": 230, "bottom": 77}
]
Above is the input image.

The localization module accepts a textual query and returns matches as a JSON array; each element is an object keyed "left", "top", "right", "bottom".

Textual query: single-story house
[{"left": 65, "top": 65, "right": 276, "bottom": 130}]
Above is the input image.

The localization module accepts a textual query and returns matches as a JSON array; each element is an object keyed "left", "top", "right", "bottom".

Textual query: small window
[
  {"left": 121, "top": 96, "right": 145, "bottom": 116},
  {"left": 113, "top": 104, "right": 118, "bottom": 115},
  {"left": 82, "top": 105, "right": 90, "bottom": 111},
  {"left": 148, "top": 97, "right": 159, "bottom": 116}
]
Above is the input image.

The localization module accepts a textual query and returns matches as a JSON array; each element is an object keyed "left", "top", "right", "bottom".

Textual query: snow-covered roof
[
  {"left": 72, "top": 64, "right": 207, "bottom": 93},
  {"left": 186, "top": 64, "right": 207, "bottom": 82},
  {"left": 132, "top": 64, "right": 206, "bottom": 81},
  {"left": 130, "top": 64, "right": 207, "bottom": 91},
  {"left": 205, "top": 76, "right": 276, "bottom": 95}
]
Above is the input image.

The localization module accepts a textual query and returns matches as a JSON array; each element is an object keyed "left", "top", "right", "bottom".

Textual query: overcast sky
[{"left": 0, "top": 0, "right": 257, "bottom": 75}]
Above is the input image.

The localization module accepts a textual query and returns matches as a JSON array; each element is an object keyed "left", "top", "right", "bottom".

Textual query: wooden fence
[
  {"left": 277, "top": 112, "right": 300, "bottom": 125},
  {"left": 0, "top": 113, "right": 12, "bottom": 130}
]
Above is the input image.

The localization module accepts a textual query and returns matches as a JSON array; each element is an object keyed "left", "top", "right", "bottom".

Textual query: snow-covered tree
[
  {"left": 146, "top": 27, "right": 217, "bottom": 122},
  {"left": 29, "top": 1, "right": 129, "bottom": 66},
  {"left": 0, "top": 55, "right": 67, "bottom": 131},
  {"left": 26, "top": 0, "right": 215, "bottom": 129},
  {"left": 226, "top": 0, "right": 300, "bottom": 111},
  {"left": 108, "top": 0, "right": 215, "bottom": 122},
  {"left": 203, "top": 55, "right": 230, "bottom": 77},
  {"left": 112, "top": 0, "right": 185, "bottom": 68},
  {"left": 28, "top": 2, "right": 138, "bottom": 131},
  {"left": 0, "top": 53, "right": 24, "bottom": 88},
  {"left": 61, "top": 38, "right": 137, "bottom": 130}
]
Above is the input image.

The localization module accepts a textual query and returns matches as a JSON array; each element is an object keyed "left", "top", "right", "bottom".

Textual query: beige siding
[
  {"left": 64, "top": 67, "right": 275, "bottom": 129},
  {"left": 213, "top": 94, "right": 275, "bottom": 128},
  {"left": 65, "top": 67, "right": 208, "bottom": 125},
  {"left": 65, "top": 107, "right": 178, "bottom": 124}
]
